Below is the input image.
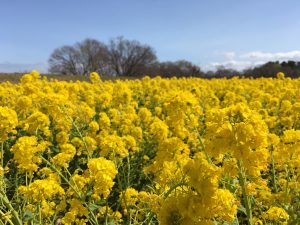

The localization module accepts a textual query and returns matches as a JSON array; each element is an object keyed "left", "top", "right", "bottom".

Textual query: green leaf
[
  {"left": 107, "top": 221, "right": 116, "bottom": 225},
  {"left": 88, "top": 203, "right": 100, "bottom": 212},
  {"left": 23, "top": 210, "right": 33, "bottom": 222},
  {"left": 237, "top": 204, "right": 247, "bottom": 215}
]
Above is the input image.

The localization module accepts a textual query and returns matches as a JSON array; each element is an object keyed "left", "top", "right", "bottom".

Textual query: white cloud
[
  {"left": 222, "top": 52, "right": 236, "bottom": 60},
  {"left": 241, "top": 51, "right": 300, "bottom": 61},
  {"left": 0, "top": 62, "right": 48, "bottom": 73},
  {"left": 203, "top": 50, "right": 300, "bottom": 71},
  {"left": 204, "top": 60, "right": 265, "bottom": 71}
]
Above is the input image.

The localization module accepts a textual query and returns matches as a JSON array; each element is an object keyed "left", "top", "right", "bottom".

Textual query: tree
[
  {"left": 207, "top": 66, "right": 240, "bottom": 78},
  {"left": 172, "top": 60, "right": 203, "bottom": 77},
  {"left": 108, "top": 37, "right": 157, "bottom": 76},
  {"left": 48, "top": 37, "right": 208, "bottom": 77},
  {"left": 48, "top": 45, "right": 81, "bottom": 75},
  {"left": 76, "top": 39, "right": 110, "bottom": 76},
  {"left": 243, "top": 61, "right": 284, "bottom": 78},
  {"left": 146, "top": 60, "right": 203, "bottom": 77},
  {"left": 48, "top": 39, "right": 109, "bottom": 76}
]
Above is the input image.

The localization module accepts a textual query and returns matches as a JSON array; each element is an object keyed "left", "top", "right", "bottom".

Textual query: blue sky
[{"left": 1, "top": 0, "right": 300, "bottom": 72}]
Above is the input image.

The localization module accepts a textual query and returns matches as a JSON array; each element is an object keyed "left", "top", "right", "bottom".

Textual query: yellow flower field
[{"left": 0, "top": 71, "right": 299, "bottom": 225}]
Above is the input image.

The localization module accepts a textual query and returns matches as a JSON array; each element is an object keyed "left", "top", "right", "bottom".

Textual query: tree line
[
  {"left": 49, "top": 37, "right": 300, "bottom": 78},
  {"left": 48, "top": 37, "right": 203, "bottom": 77}
]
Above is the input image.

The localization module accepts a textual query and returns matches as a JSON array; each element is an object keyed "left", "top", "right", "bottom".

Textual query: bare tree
[
  {"left": 108, "top": 37, "right": 157, "bottom": 76},
  {"left": 48, "top": 39, "right": 109, "bottom": 76},
  {"left": 48, "top": 45, "right": 81, "bottom": 75},
  {"left": 76, "top": 39, "right": 110, "bottom": 76},
  {"left": 49, "top": 37, "right": 207, "bottom": 78}
]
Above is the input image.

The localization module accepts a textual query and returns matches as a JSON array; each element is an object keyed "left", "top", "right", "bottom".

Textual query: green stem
[
  {"left": 127, "top": 156, "right": 131, "bottom": 187},
  {"left": 163, "top": 181, "right": 187, "bottom": 198},
  {"left": 38, "top": 203, "right": 42, "bottom": 224},
  {"left": 284, "top": 166, "right": 290, "bottom": 204},
  {"left": 237, "top": 160, "right": 253, "bottom": 225},
  {"left": 40, "top": 155, "right": 100, "bottom": 225},
  {"left": 0, "top": 190, "right": 22, "bottom": 225},
  {"left": 1, "top": 142, "right": 3, "bottom": 169},
  {"left": 270, "top": 147, "right": 278, "bottom": 193},
  {"left": 105, "top": 198, "right": 109, "bottom": 225},
  {"left": 197, "top": 135, "right": 212, "bottom": 164},
  {"left": 116, "top": 171, "right": 131, "bottom": 224},
  {"left": 235, "top": 214, "right": 240, "bottom": 225},
  {"left": 0, "top": 209, "right": 14, "bottom": 225},
  {"left": 73, "top": 121, "right": 91, "bottom": 160},
  {"left": 64, "top": 112, "right": 91, "bottom": 160},
  {"left": 40, "top": 156, "right": 83, "bottom": 198}
]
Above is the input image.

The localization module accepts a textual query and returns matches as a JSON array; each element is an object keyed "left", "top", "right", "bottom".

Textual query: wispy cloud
[
  {"left": 222, "top": 52, "right": 236, "bottom": 60},
  {"left": 0, "top": 62, "right": 48, "bottom": 73},
  {"left": 204, "top": 50, "right": 300, "bottom": 71},
  {"left": 203, "top": 60, "right": 265, "bottom": 71},
  {"left": 241, "top": 51, "right": 300, "bottom": 61}
]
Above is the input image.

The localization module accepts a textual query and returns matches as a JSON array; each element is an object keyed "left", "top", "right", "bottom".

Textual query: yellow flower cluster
[
  {"left": 1, "top": 70, "right": 300, "bottom": 224},
  {"left": 263, "top": 206, "right": 289, "bottom": 223},
  {"left": 88, "top": 157, "right": 117, "bottom": 199},
  {"left": 0, "top": 106, "right": 18, "bottom": 141},
  {"left": 18, "top": 174, "right": 65, "bottom": 202},
  {"left": 205, "top": 103, "right": 270, "bottom": 176},
  {"left": 10, "top": 136, "right": 49, "bottom": 174},
  {"left": 158, "top": 152, "right": 237, "bottom": 224}
]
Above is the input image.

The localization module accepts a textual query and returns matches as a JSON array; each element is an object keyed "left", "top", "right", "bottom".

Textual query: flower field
[{"left": 0, "top": 71, "right": 299, "bottom": 225}]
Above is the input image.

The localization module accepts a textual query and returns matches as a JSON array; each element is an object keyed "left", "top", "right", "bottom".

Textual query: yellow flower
[
  {"left": 0, "top": 106, "right": 18, "bottom": 141},
  {"left": 184, "top": 152, "right": 220, "bottom": 196},
  {"left": 276, "top": 72, "right": 285, "bottom": 79},
  {"left": 25, "top": 111, "right": 50, "bottom": 135},
  {"left": 0, "top": 166, "right": 3, "bottom": 176},
  {"left": 120, "top": 188, "right": 139, "bottom": 212},
  {"left": 51, "top": 144, "right": 76, "bottom": 168},
  {"left": 56, "top": 131, "right": 69, "bottom": 144},
  {"left": 18, "top": 176, "right": 65, "bottom": 202},
  {"left": 31, "top": 70, "right": 40, "bottom": 79},
  {"left": 98, "top": 134, "right": 128, "bottom": 159},
  {"left": 89, "top": 72, "right": 101, "bottom": 83},
  {"left": 88, "top": 157, "right": 117, "bottom": 198},
  {"left": 263, "top": 206, "right": 289, "bottom": 222},
  {"left": 11, "top": 136, "right": 49, "bottom": 174}
]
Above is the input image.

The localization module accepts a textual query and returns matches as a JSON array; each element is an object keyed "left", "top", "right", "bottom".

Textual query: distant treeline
[
  {"left": 49, "top": 37, "right": 300, "bottom": 78},
  {"left": 242, "top": 61, "right": 300, "bottom": 78}
]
